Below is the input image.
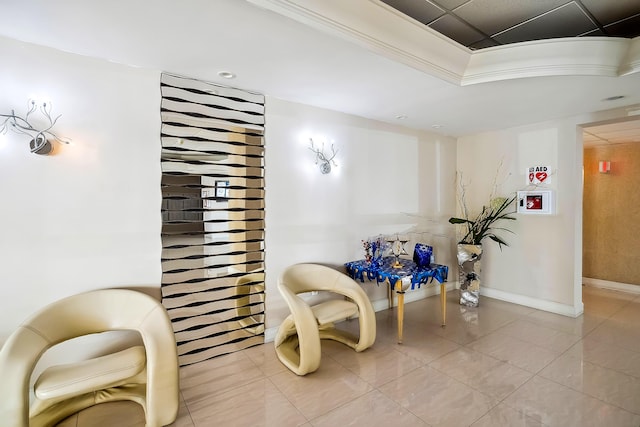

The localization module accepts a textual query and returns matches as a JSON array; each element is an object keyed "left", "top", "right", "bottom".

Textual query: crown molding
[
  {"left": 619, "top": 37, "right": 640, "bottom": 76},
  {"left": 247, "top": 0, "right": 471, "bottom": 84},
  {"left": 247, "top": 0, "right": 640, "bottom": 86},
  {"left": 463, "top": 37, "right": 634, "bottom": 85}
]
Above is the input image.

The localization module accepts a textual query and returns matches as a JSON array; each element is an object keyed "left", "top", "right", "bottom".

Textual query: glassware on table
[{"left": 388, "top": 235, "right": 408, "bottom": 268}]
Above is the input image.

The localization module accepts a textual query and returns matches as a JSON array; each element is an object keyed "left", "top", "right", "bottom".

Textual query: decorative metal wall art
[
  {"left": 0, "top": 100, "right": 69, "bottom": 155},
  {"left": 308, "top": 138, "right": 338, "bottom": 174}
]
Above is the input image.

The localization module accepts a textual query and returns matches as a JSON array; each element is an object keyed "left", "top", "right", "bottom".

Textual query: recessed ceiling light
[
  {"left": 395, "top": 115, "right": 408, "bottom": 120},
  {"left": 218, "top": 71, "right": 236, "bottom": 79},
  {"left": 432, "top": 124, "right": 442, "bottom": 129},
  {"left": 603, "top": 95, "right": 625, "bottom": 101}
]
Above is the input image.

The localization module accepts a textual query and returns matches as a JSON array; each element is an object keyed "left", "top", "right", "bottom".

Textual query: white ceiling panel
[{"left": 583, "top": 119, "right": 640, "bottom": 147}]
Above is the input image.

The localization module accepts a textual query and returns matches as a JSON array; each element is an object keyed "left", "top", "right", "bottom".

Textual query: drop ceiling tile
[
  {"left": 579, "top": 0, "right": 640, "bottom": 26},
  {"left": 583, "top": 28, "right": 607, "bottom": 36},
  {"left": 430, "top": 14, "right": 486, "bottom": 46},
  {"left": 382, "top": 0, "right": 640, "bottom": 48},
  {"left": 494, "top": 2, "right": 597, "bottom": 44},
  {"left": 380, "top": 0, "right": 445, "bottom": 25},
  {"left": 582, "top": 132, "right": 605, "bottom": 147},
  {"left": 431, "top": 0, "right": 470, "bottom": 11},
  {"left": 604, "top": 14, "right": 640, "bottom": 38},
  {"left": 454, "top": 0, "right": 567, "bottom": 35},
  {"left": 589, "top": 121, "right": 640, "bottom": 137},
  {"left": 595, "top": 131, "right": 637, "bottom": 142},
  {"left": 468, "top": 38, "right": 500, "bottom": 50},
  {"left": 583, "top": 120, "right": 640, "bottom": 145}
]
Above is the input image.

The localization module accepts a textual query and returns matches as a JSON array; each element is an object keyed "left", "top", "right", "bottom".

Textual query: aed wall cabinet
[{"left": 517, "top": 190, "right": 555, "bottom": 215}]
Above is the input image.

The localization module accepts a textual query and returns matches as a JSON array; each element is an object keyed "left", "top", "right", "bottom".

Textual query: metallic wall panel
[{"left": 160, "top": 73, "right": 266, "bottom": 366}]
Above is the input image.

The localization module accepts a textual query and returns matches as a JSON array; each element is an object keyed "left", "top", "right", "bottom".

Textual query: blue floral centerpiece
[{"left": 362, "top": 235, "right": 390, "bottom": 266}]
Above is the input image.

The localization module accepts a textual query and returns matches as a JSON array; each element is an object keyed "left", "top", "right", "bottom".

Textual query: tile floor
[{"left": 58, "top": 286, "right": 640, "bottom": 427}]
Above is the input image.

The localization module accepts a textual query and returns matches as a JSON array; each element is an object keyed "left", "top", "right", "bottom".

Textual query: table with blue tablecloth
[{"left": 345, "top": 256, "right": 449, "bottom": 343}]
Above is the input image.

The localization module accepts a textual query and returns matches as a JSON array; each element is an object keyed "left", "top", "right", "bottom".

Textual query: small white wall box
[{"left": 517, "top": 190, "right": 554, "bottom": 215}]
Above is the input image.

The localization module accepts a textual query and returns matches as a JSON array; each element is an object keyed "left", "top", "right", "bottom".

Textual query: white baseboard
[
  {"left": 266, "top": 280, "right": 636, "bottom": 342},
  {"left": 480, "top": 287, "right": 584, "bottom": 318},
  {"left": 369, "top": 281, "right": 456, "bottom": 312},
  {"left": 583, "top": 277, "right": 640, "bottom": 294},
  {"left": 264, "top": 282, "right": 456, "bottom": 343},
  {"left": 264, "top": 326, "right": 277, "bottom": 343}
]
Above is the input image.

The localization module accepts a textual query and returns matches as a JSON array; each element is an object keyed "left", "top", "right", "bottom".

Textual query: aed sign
[{"left": 527, "top": 165, "right": 550, "bottom": 185}]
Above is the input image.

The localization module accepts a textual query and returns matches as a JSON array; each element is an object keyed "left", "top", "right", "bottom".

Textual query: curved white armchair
[
  {"left": 0, "top": 289, "right": 179, "bottom": 427},
  {"left": 275, "top": 264, "right": 376, "bottom": 375}
]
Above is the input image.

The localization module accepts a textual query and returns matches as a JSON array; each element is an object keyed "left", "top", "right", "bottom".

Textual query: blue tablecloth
[{"left": 345, "top": 256, "right": 448, "bottom": 290}]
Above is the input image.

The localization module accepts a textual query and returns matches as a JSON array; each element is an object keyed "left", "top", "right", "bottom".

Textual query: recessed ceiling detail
[
  {"left": 217, "top": 71, "right": 236, "bottom": 79},
  {"left": 380, "top": 0, "right": 640, "bottom": 50},
  {"left": 249, "top": 0, "right": 640, "bottom": 87},
  {"left": 3, "top": 0, "right": 640, "bottom": 138}
]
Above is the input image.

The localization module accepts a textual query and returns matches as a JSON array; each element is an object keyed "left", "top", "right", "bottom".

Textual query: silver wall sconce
[
  {"left": 308, "top": 138, "right": 338, "bottom": 174},
  {"left": 0, "top": 100, "right": 69, "bottom": 155}
]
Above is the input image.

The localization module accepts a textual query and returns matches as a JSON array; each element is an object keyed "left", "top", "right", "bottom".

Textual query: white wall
[
  {"left": 8, "top": 29, "right": 632, "bottom": 353},
  {"left": 456, "top": 105, "right": 636, "bottom": 316},
  {"left": 0, "top": 36, "right": 458, "bottom": 346},
  {"left": 264, "top": 98, "right": 457, "bottom": 328},
  {"left": 0, "top": 36, "right": 162, "bottom": 344}
]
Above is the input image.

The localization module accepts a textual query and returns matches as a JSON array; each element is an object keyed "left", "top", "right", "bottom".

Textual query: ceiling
[
  {"left": 0, "top": 0, "right": 639, "bottom": 144},
  {"left": 380, "top": 0, "right": 640, "bottom": 50},
  {"left": 583, "top": 115, "right": 640, "bottom": 147}
]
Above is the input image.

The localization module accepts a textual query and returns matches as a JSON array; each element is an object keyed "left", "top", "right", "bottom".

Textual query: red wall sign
[{"left": 527, "top": 166, "right": 550, "bottom": 185}]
